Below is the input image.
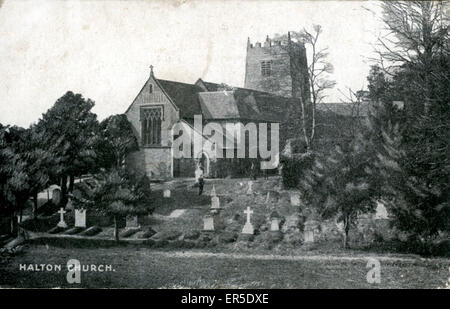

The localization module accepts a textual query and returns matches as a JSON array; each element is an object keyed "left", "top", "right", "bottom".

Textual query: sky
[{"left": 0, "top": 0, "right": 385, "bottom": 127}]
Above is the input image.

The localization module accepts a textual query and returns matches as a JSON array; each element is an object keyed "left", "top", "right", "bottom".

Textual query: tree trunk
[
  {"left": 10, "top": 213, "right": 18, "bottom": 236},
  {"left": 68, "top": 175, "right": 75, "bottom": 193},
  {"left": 33, "top": 191, "right": 38, "bottom": 219},
  {"left": 113, "top": 216, "right": 119, "bottom": 242},
  {"left": 60, "top": 174, "right": 68, "bottom": 208},
  {"left": 343, "top": 216, "right": 350, "bottom": 249}
]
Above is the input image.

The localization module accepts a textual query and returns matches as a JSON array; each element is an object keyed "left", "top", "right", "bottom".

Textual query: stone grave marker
[
  {"left": 203, "top": 215, "right": 214, "bottom": 231},
  {"left": 290, "top": 192, "right": 300, "bottom": 206},
  {"left": 242, "top": 206, "right": 254, "bottom": 234},
  {"left": 126, "top": 215, "right": 140, "bottom": 228},
  {"left": 270, "top": 211, "right": 281, "bottom": 232},
  {"left": 52, "top": 188, "right": 61, "bottom": 206},
  {"left": 246, "top": 181, "right": 253, "bottom": 195},
  {"left": 265, "top": 192, "right": 270, "bottom": 203},
  {"left": 57, "top": 208, "right": 68, "bottom": 228},
  {"left": 210, "top": 185, "right": 220, "bottom": 210},
  {"left": 304, "top": 230, "right": 314, "bottom": 243},
  {"left": 75, "top": 209, "right": 86, "bottom": 228},
  {"left": 163, "top": 189, "right": 171, "bottom": 198}
]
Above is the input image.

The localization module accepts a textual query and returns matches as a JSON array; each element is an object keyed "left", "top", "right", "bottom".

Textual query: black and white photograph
[{"left": 0, "top": 0, "right": 449, "bottom": 292}]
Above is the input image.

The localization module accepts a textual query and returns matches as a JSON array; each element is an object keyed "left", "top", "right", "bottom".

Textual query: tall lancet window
[{"left": 140, "top": 107, "right": 162, "bottom": 146}]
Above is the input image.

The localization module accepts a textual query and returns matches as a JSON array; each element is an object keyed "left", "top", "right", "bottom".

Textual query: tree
[
  {"left": 96, "top": 114, "right": 138, "bottom": 170},
  {"left": 37, "top": 91, "right": 99, "bottom": 207},
  {"left": 298, "top": 103, "right": 377, "bottom": 248},
  {"left": 367, "top": 1, "right": 450, "bottom": 246},
  {"left": 276, "top": 25, "right": 336, "bottom": 151},
  {"left": 72, "top": 169, "right": 153, "bottom": 242}
]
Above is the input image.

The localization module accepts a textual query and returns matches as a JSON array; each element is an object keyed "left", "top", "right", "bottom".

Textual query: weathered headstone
[
  {"left": 126, "top": 215, "right": 140, "bottom": 228},
  {"left": 75, "top": 209, "right": 86, "bottom": 228},
  {"left": 303, "top": 220, "right": 319, "bottom": 243},
  {"left": 210, "top": 185, "right": 216, "bottom": 197},
  {"left": 265, "top": 192, "right": 270, "bottom": 203},
  {"left": 242, "top": 206, "right": 254, "bottom": 234},
  {"left": 270, "top": 211, "right": 281, "bottom": 232},
  {"left": 57, "top": 208, "right": 67, "bottom": 228},
  {"left": 246, "top": 181, "right": 253, "bottom": 195},
  {"left": 163, "top": 189, "right": 171, "bottom": 198},
  {"left": 290, "top": 193, "right": 300, "bottom": 206},
  {"left": 203, "top": 215, "right": 214, "bottom": 231},
  {"left": 304, "top": 230, "right": 314, "bottom": 243},
  {"left": 52, "top": 188, "right": 61, "bottom": 206},
  {"left": 211, "top": 196, "right": 220, "bottom": 210}
]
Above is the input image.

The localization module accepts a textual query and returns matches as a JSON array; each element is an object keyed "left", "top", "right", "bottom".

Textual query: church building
[{"left": 124, "top": 35, "right": 342, "bottom": 180}]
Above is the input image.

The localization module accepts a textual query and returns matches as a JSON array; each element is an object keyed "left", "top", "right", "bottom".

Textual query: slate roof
[
  {"left": 151, "top": 77, "right": 368, "bottom": 123},
  {"left": 155, "top": 79, "right": 203, "bottom": 119}
]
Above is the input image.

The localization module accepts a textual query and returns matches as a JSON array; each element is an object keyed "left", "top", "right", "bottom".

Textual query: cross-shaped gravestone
[
  {"left": 242, "top": 207, "right": 254, "bottom": 234},
  {"left": 246, "top": 181, "right": 253, "bottom": 195},
  {"left": 57, "top": 208, "right": 68, "bottom": 228}
]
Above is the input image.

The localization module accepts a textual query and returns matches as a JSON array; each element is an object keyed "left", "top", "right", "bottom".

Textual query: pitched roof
[
  {"left": 155, "top": 79, "right": 203, "bottom": 119},
  {"left": 316, "top": 102, "right": 369, "bottom": 117}
]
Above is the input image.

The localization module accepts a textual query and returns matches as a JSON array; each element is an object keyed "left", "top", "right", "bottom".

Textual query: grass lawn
[{"left": 1, "top": 244, "right": 449, "bottom": 288}]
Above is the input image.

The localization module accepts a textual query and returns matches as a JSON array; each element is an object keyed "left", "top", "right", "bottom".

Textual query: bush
[{"left": 281, "top": 153, "right": 315, "bottom": 188}]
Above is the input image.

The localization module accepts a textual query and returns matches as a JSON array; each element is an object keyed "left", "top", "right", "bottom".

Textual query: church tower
[{"left": 244, "top": 34, "right": 310, "bottom": 100}]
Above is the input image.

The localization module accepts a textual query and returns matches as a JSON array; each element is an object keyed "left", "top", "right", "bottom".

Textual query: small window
[
  {"left": 261, "top": 60, "right": 272, "bottom": 76},
  {"left": 149, "top": 84, "right": 153, "bottom": 93}
]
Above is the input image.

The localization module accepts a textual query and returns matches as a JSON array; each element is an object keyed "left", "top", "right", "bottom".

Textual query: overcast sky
[{"left": 0, "top": 0, "right": 384, "bottom": 127}]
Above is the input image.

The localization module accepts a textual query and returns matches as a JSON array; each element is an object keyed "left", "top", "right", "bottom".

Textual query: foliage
[
  {"left": 367, "top": 1, "right": 450, "bottom": 242},
  {"left": 72, "top": 169, "right": 154, "bottom": 241},
  {"left": 280, "top": 153, "right": 315, "bottom": 189},
  {"left": 95, "top": 114, "right": 138, "bottom": 170},
  {"left": 36, "top": 91, "right": 99, "bottom": 204}
]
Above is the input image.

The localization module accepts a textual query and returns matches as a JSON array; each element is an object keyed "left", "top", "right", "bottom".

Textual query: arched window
[
  {"left": 140, "top": 107, "right": 162, "bottom": 146},
  {"left": 149, "top": 84, "right": 153, "bottom": 93}
]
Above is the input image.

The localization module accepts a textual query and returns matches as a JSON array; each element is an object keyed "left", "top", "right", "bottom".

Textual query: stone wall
[{"left": 125, "top": 75, "right": 180, "bottom": 179}]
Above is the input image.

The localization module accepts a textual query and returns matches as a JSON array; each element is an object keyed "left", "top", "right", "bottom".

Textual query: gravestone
[
  {"left": 270, "top": 211, "right": 281, "bottom": 232},
  {"left": 203, "top": 216, "right": 214, "bottom": 231},
  {"left": 211, "top": 196, "right": 220, "bottom": 210},
  {"left": 163, "top": 189, "right": 171, "bottom": 198},
  {"left": 265, "top": 192, "right": 270, "bottom": 203},
  {"left": 52, "top": 188, "right": 62, "bottom": 206},
  {"left": 57, "top": 208, "right": 68, "bottom": 228},
  {"left": 126, "top": 215, "right": 140, "bottom": 228},
  {"left": 74, "top": 209, "right": 86, "bottom": 228},
  {"left": 210, "top": 185, "right": 216, "bottom": 197},
  {"left": 242, "top": 207, "right": 254, "bottom": 234},
  {"left": 304, "top": 220, "right": 319, "bottom": 243},
  {"left": 246, "top": 181, "right": 253, "bottom": 195},
  {"left": 304, "top": 230, "right": 314, "bottom": 242},
  {"left": 290, "top": 193, "right": 300, "bottom": 206}
]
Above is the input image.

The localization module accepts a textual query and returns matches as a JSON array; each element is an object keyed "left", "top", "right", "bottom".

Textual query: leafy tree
[
  {"left": 72, "top": 169, "right": 153, "bottom": 242},
  {"left": 36, "top": 91, "right": 99, "bottom": 206},
  {"left": 96, "top": 114, "right": 138, "bottom": 170}
]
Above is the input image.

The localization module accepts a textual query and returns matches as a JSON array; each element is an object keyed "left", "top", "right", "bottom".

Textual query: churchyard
[{"left": 1, "top": 176, "right": 449, "bottom": 289}]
